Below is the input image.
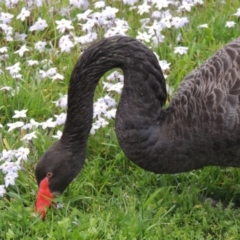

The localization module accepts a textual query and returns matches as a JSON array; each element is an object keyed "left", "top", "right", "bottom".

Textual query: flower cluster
[{"left": 0, "top": 147, "right": 30, "bottom": 195}]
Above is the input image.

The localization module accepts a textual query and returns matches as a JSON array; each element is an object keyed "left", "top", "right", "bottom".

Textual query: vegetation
[{"left": 1, "top": 0, "right": 240, "bottom": 239}]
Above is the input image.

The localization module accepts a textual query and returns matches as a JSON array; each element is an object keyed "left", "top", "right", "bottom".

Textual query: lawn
[{"left": 1, "top": 0, "right": 240, "bottom": 239}]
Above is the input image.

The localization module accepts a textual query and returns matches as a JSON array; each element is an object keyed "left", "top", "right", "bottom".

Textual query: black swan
[{"left": 35, "top": 36, "right": 240, "bottom": 219}]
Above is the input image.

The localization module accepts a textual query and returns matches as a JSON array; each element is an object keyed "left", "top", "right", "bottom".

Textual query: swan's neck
[{"left": 61, "top": 37, "right": 167, "bottom": 162}]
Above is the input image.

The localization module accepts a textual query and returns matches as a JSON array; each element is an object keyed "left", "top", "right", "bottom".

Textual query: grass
[{"left": 1, "top": 0, "right": 240, "bottom": 239}]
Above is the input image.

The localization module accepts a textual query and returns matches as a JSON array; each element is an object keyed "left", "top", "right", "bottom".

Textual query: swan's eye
[{"left": 46, "top": 172, "right": 53, "bottom": 178}]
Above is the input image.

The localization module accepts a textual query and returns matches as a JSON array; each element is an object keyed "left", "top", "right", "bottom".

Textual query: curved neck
[{"left": 61, "top": 36, "right": 167, "bottom": 155}]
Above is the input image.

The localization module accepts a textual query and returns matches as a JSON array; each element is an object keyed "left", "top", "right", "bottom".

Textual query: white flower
[
  {"left": 35, "top": 0, "right": 44, "bottom": 7},
  {"left": 147, "top": 21, "right": 164, "bottom": 39},
  {"left": 0, "top": 54, "right": 8, "bottom": 61},
  {"left": 56, "top": 19, "right": 74, "bottom": 34},
  {"left": 35, "top": 41, "right": 47, "bottom": 52},
  {"left": 0, "top": 149, "right": 15, "bottom": 162},
  {"left": 70, "top": 0, "right": 89, "bottom": 9},
  {"left": 225, "top": 21, "right": 236, "bottom": 28},
  {"left": 115, "top": 19, "right": 129, "bottom": 30},
  {"left": 59, "top": 7, "right": 71, "bottom": 17},
  {"left": 29, "top": 17, "right": 48, "bottom": 31},
  {"left": 15, "top": 147, "right": 30, "bottom": 161},
  {"left": 77, "top": 9, "right": 92, "bottom": 21},
  {"left": 54, "top": 113, "right": 67, "bottom": 125},
  {"left": 194, "top": 0, "right": 204, "bottom": 4},
  {"left": 198, "top": 23, "right": 208, "bottom": 28},
  {"left": 94, "top": 1, "right": 105, "bottom": 8},
  {"left": 0, "top": 12, "right": 14, "bottom": 24},
  {"left": 79, "top": 20, "right": 95, "bottom": 33},
  {"left": 21, "top": 123, "right": 32, "bottom": 130},
  {"left": 75, "top": 32, "right": 97, "bottom": 44},
  {"left": 13, "top": 74, "right": 22, "bottom": 79},
  {"left": 5, "top": 62, "right": 22, "bottom": 78},
  {"left": 174, "top": 46, "right": 188, "bottom": 55},
  {"left": 90, "top": 117, "right": 109, "bottom": 134},
  {"left": 21, "top": 131, "right": 37, "bottom": 141},
  {"left": 95, "top": 117, "right": 109, "bottom": 128},
  {"left": 53, "top": 130, "right": 63, "bottom": 139},
  {"left": 5, "top": 0, "right": 20, "bottom": 8},
  {"left": 91, "top": 12, "right": 105, "bottom": 26},
  {"left": 7, "top": 121, "right": 24, "bottom": 131},
  {"left": 137, "top": 3, "right": 151, "bottom": 15},
  {"left": 12, "top": 109, "right": 28, "bottom": 118},
  {"left": 46, "top": 67, "right": 58, "bottom": 77},
  {"left": 14, "top": 44, "right": 29, "bottom": 57},
  {"left": 103, "top": 82, "right": 123, "bottom": 94},
  {"left": 14, "top": 32, "right": 27, "bottom": 41},
  {"left": 4, "top": 172, "right": 18, "bottom": 187},
  {"left": 5, "top": 64, "right": 22, "bottom": 78},
  {"left": 160, "top": 16, "right": 172, "bottom": 29},
  {"left": 151, "top": 33, "right": 165, "bottom": 45},
  {"left": 22, "top": 119, "right": 39, "bottom": 130},
  {"left": 0, "top": 86, "right": 12, "bottom": 91},
  {"left": 105, "top": 108, "right": 117, "bottom": 119},
  {"left": 159, "top": 60, "right": 171, "bottom": 72},
  {"left": 27, "top": 60, "right": 39, "bottom": 66},
  {"left": 136, "top": 31, "right": 152, "bottom": 43},
  {"left": 0, "top": 23, "right": 13, "bottom": 41},
  {"left": 90, "top": 125, "right": 98, "bottom": 135},
  {"left": 51, "top": 73, "right": 64, "bottom": 81},
  {"left": 6, "top": 62, "right": 21, "bottom": 75},
  {"left": 102, "top": 6, "right": 118, "bottom": 19},
  {"left": 154, "top": 0, "right": 171, "bottom": 10},
  {"left": 39, "top": 69, "right": 48, "bottom": 79},
  {"left": 140, "top": 18, "right": 151, "bottom": 27},
  {"left": 17, "top": 7, "right": 30, "bottom": 21},
  {"left": 30, "top": 119, "right": 40, "bottom": 128},
  {"left": 151, "top": 11, "right": 162, "bottom": 19},
  {"left": 0, "top": 162, "right": 11, "bottom": 174},
  {"left": 93, "top": 101, "right": 108, "bottom": 118},
  {"left": 104, "top": 28, "right": 124, "bottom": 38},
  {"left": 102, "top": 95, "right": 116, "bottom": 107},
  {"left": 123, "top": 0, "right": 137, "bottom": 5},
  {"left": 0, "top": 185, "right": 6, "bottom": 197},
  {"left": 233, "top": 8, "right": 240, "bottom": 17},
  {"left": 53, "top": 95, "right": 68, "bottom": 109},
  {"left": 56, "top": 203, "right": 64, "bottom": 209},
  {"left": 171, "top": 17, "right": 189, "bottom": 28},
  {"left": 41, "top": 118, "right": 57, "bottom": 129},
  {"left": 178, "top": 2, "right": 193, "bottom": 12},
  {"left": 0, "top": 161, "right": 20, "bottom": 174},
  {"left": 106, "top": 71, "right": 124, "bottom": 82},
  {"left": 0, "top": 47, "right": 8, "bottom": 53},
  {"left": 59, "top": 35, "right": 74, "bottom": 53}
]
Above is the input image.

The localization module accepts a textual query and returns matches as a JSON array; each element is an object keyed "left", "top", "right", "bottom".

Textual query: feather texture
[{"left": 35, "top": 36, "right": 240, "bottom": 196}]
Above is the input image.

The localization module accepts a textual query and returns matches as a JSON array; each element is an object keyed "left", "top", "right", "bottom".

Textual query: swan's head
[{"left": 35, "top": 140, "right": 84, "bottom": 220}]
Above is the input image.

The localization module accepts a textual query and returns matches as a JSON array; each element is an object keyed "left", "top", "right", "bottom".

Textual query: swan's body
[{"left": 35, "top": 36, "right": 240, "bottom": 217}]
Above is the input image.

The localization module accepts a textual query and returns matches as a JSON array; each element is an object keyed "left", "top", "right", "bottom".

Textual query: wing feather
[{"left": 170, "top": 38, "right": 240, "bottom": 133}]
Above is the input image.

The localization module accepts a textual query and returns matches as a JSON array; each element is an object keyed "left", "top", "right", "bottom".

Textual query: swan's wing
[{"left": 169, "top": 38, "right": 240, "bottom": 134}]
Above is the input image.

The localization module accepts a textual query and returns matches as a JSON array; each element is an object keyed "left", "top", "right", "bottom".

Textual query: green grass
[{"left": 1, "top": 0, "right": 240, "bottom": 239}]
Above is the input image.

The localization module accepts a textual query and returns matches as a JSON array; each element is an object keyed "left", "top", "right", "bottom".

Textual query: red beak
[{"left": 35, "top": 177, "right": 54, "bottom": 220}]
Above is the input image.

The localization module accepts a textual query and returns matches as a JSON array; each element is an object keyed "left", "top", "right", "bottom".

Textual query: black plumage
[{"left": 36, "top": 36, "right": 240, "bottom": 194}]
